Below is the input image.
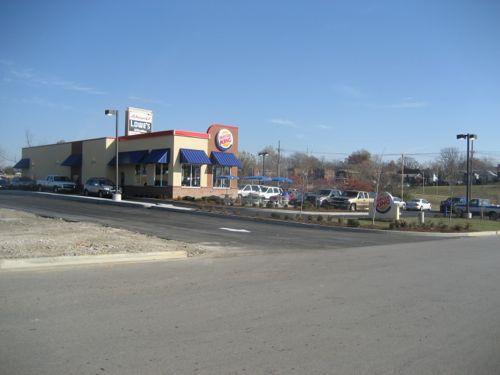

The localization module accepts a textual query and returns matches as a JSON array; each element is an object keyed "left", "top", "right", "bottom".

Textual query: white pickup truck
[
  {"left": 36, "top": 175, "right": 76, "bottom": 193},
  {"left": 454, "top": 198, "right": 500, "bottom": 220}
]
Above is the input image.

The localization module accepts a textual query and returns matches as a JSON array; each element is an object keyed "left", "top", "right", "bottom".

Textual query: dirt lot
[{"left": 0, "top": 208, "right": 202, "bottom": 259}]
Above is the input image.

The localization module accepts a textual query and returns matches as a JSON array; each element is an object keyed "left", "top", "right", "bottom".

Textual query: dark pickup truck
[{"left": 454, "top": 198, "right": 500, "bottom": 220}]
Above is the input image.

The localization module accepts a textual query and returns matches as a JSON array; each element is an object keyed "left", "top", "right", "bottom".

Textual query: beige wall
[
  {"left": 118, "top": 134, "right": 174, "bottom": 186},
  {"left": 172, "top": 135, "right": 209, "bottom": 187},
  {"left": 22, "top": 143, "right": 72, "bottom": 180},
  {"left": 81, "top": 138, "right": 115, "bottom": 182}
]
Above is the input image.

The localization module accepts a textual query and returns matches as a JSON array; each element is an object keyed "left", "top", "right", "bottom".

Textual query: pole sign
[
  {"left": 126, "top": 107, "right": 153, "bottom": 136},
  {"left": 369, "top": 192, "right": 400, "bottom": 219}
]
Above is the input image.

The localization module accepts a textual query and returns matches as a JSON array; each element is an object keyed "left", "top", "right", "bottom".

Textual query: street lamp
[
  {"left": 456, "top": 133, "right": 477, "bottom": 218},
  {"left": 105, "top": 109, "right": 121, "bottom": 201},
  {"left": 258, "top": 151, "right": 269, "bottom": 176}
]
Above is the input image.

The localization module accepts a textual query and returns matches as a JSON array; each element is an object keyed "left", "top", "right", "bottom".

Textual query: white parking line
[{"left": 219, "top": 228, "right": 251, "bottom": 233}]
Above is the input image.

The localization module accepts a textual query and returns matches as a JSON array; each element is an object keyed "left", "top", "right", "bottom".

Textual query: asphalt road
[
  {"left": 1, "top": 235, "right": 500, "bottom": 374},
  {"left": 0, "top": 190, "right": 442, "bottom": 255}
]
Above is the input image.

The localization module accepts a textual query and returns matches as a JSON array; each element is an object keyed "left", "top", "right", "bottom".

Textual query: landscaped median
[{"left": 263, "top": 211, "right": 500, "bottom": 235}]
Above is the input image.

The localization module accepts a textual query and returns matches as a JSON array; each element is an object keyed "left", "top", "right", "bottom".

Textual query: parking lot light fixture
[
  {"left": 105, "top": 109, "right": 121, "bottom": 201},
  {"left": 258, "top": 151, "right": 269, "bottom": 176},
  {"left": 456, "top": 133, "right": 477, "bottom": 218}
]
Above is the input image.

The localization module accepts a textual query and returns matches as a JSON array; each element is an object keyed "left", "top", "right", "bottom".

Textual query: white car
[
  {"left": 406, "top": 198, "right": 432, "bottom": 211},
  {"left": 392, "top": 196, "right": 406, "bottom": 210}
]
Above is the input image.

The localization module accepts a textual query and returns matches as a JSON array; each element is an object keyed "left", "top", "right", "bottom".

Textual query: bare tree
[
  {"left": 237, "top": 151, "right": 258, "bottom": 176},
  {"left": 439, "top": 147, "right": 464, "bottom": 184},
  {"left": 25, "top": 129, "right": 35, "bottom": 147}
]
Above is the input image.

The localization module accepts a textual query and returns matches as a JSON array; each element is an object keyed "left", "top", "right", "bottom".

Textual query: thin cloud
[
  {"left": 367, "top": 98, "right": 430, "bottom": 109},
  {"left": 332, "top": 84, "right": 363, "bottom": 98},
  {"left": 269, "top": 118, "right": 297, "bottom": 127},
  {"left": 316, "top": 124, "right": 333, "bottom": 130},
  {"left": 1, "top": 62, "right": 106, "bottom": 95}
]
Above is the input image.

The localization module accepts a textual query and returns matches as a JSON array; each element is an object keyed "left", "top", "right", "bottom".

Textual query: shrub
[
  {"left": 316, "top": 215, "right": 323, "bottom": 222},
  {"left": 347, "top": 218, "right": 360, "bottom": 227},
  {"left": 337, "top": 217, "right": 345, "bottom": 225},
  {"left": 270, "top": 212, "right": 281, "bottom": 219}
]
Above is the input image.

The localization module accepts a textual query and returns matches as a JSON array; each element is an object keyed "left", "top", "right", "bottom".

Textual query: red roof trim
[
  {"left": 173, "top": 130, "right": 210, "bottom": 139},
  {"left": 118, "top": 130, "right": 208, "bottom": 141},
  {"left": 118, "top": 130, "right": 174, "bottom": 141}
]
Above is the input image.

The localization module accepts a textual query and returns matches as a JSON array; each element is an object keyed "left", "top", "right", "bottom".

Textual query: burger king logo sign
[
  {"left": 216, "top": 129, "right": 234, "bottom": 151},
  {"left": 376, "top": 192, "right": 393, "bottom": 214}
]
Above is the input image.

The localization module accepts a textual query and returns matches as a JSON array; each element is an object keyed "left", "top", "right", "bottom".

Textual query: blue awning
[
  {"left": 211, "top": 151, "right": 241, "bottom": 167},
  {"left": 108, "top": 150, "right": 148, "bottom": 165},
  {"left": 143, "top": 149, "right": 170, "bottom": 164},
  {"left": 180, "top": 149, "right": 212, "bottom": 165},
  {"left": 61, "top": 154, "right": 82, "bottom": 167},
  {"left": 14, "top": 158, "right": 30, "bottom": 169}
]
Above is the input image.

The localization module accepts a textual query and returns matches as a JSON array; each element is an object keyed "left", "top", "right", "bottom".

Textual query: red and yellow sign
[
  {"left": 216, "top": 129, "right": 234, "bottom": 151},
  {"left": 376, "top": 192, "right": 393, "bottom": 214}
]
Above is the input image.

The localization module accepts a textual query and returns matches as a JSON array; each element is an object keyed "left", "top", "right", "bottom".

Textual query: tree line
[{"left": 238, "top": 146, "right": 499, "bottom": 192}]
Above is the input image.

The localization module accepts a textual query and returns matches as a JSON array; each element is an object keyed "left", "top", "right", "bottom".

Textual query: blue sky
[{"left": 1, "top": 0, "right": 499, "bottom": 166}]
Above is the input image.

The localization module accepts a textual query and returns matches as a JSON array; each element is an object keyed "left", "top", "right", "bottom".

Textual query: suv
[
  {"left": 83, "top": 177, "right": 116, "bottom": 198},
  {"left": 238, "top": 184, "right": 262, "bottom": 198},
  {"left": 331, "top": 190, "right": 373, "bottom": 211},
  {"left": 260, "top": 186, "right": 283, "bottom": 200},
  {"left": 315, "top": 188, "right": 342, "bottom": 207}
]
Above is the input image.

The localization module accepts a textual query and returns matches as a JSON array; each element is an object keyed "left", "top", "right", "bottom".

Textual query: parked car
[
  {"left": 392, "top": 196, "right": 406, "bottom": 210},
  {"left": 238, "top": 184, "right": 262, "bottom": 198},
  {"left": 36, "top": 175, "right": 76, "bottom": 193},
  {"left": 440, "top": 196, "right": 466, "bottom": 213},
  {"left": 0, "top": 177, "right": 9, "bottom": 189},
  {"left": 315, "top": 188, "right": 342, "bottom": 207},
  {"left": 9, "top": 176, "right": 35, "bottom": 190},
  {"left": 260, "top": 186, "right": 283, "bottom": 200},
  {"left": 83, "top": 177, "right": 116, "bottom": 198},
  {"left": 406, "top": 198, "right": 432, "bottom": 211}
]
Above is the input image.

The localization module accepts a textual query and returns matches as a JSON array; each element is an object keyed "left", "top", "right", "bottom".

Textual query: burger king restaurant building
[{"left": 16, "top": 124, "right": 241, "bottom": 199}]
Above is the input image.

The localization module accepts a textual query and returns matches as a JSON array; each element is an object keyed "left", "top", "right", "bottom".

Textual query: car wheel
[
  {"left": 53, "top": 186, "right": 59, "bottom": 193},
  {"left": 349, "top": 203, "right": 356, "bottom": 211},
  {"left": 37, "top": 185, "right": 43, "bottom": 192},
  {"left": 98, "top": 191, "right": 103, "bottom": 198},
  {"left": 83, "top": 189, "right": 89, "bottom": 196}
]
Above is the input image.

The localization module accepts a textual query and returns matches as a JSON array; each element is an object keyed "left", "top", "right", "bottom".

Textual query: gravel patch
[{"left": 0, "top": 208, "right": 203, "bottom": 259}]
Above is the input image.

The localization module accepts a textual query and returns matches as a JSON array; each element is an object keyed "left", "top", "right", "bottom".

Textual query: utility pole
[
  {"left": 401, "top": 154, "right": 404, "bottom": 200},
  {"left": 277, "top": 140, "right": 281, "bottom": 178}
]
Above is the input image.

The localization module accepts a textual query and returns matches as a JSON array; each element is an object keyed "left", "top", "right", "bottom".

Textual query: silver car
[{"left": 83, "top": 177, "right": 116, "bottom": 198}]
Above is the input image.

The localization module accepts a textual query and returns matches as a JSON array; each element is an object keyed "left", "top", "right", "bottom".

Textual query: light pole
[
  {"left": 456, "top": 133, "right": 477, "bottom": 218},
  {"left": 105, "top": 109, "right": 121, "bottom": 201},
  {"left": 258, "top": 151, "right": 269, "bottom": 176}
]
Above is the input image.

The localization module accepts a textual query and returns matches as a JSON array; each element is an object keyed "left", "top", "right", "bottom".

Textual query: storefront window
[
  {"left": 213, "top": 166, "right": 231, "bottom": 188},
  {"left": 181, "top": 164, "right": 201, "bottom": 187},
  {"left": 155, "top": 164, "right": 168, "bottom": 186}
]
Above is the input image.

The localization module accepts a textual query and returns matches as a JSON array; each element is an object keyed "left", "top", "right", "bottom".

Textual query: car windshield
[
  {"left": 341, "top": 191, "right": 358, "bottom": 197},
  {"left": 319, "top": 190, "right": 331, "bottom": 195},
  {"left": 98, "top": 179, "right": 115, "bottom": 185},
  {"left": 54, "top": 176, "right": 70, "bottom": 181}
]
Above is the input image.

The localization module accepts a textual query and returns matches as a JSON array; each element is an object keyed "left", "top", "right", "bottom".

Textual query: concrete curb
[{"left": 0, "top": 251, "right": 187, "bottom": 271}]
